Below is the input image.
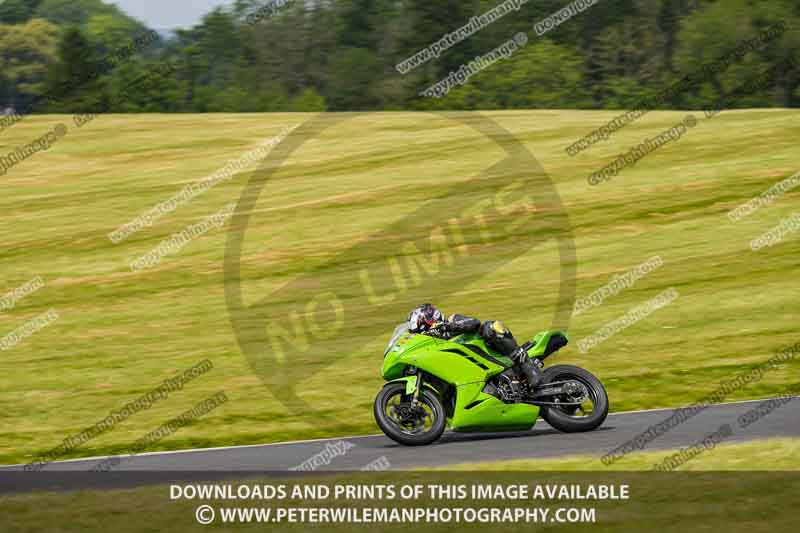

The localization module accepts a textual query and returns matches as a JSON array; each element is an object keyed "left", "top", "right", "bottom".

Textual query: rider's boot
[{"left": 511, "top": 347, "right": 543, "bottom": 391}]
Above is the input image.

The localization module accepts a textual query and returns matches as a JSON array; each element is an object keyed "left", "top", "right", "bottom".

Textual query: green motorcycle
[{"left": 374, "top": 323, "right": 609, "bottom": 446}]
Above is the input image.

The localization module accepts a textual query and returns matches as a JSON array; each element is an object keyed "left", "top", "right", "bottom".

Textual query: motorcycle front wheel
[{"left": 373, "top": 383, "right": 446, "bottom": 446}]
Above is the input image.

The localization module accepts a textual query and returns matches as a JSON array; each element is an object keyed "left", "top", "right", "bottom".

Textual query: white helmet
[{"left": 407, "top": 303, "right": 444, "bottom": 332}]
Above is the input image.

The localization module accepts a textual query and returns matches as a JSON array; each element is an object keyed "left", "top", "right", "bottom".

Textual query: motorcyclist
[{"left": 406, "top": 304, "right": 543, "bottom": 392}]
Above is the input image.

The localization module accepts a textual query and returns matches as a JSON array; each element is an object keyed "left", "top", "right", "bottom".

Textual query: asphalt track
[{"left": 4, "top": 397, "right": 798, "bottom": 477}]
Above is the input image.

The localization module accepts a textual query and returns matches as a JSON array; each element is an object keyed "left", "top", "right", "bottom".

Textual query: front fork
[
  {"left": 411, "top": 373, "right": 422, "bottom": 406},
  {"left": 386, "top": 374, "right": 427, "bottom": 425},
  {"left": 388, "top": 373, "right": 425, "bottom": 405}
]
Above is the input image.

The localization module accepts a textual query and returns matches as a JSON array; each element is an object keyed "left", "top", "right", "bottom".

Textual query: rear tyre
[
  {"left": 374, "top": 383, "right": 446, "bottom": 446},
  {"left": 539, "top": 365, "right": 609, "bottom": 433}
]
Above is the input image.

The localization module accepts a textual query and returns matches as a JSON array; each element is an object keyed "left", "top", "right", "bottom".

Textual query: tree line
[{"left": 1, "top": 0, "right": 798, "bottom": 115}]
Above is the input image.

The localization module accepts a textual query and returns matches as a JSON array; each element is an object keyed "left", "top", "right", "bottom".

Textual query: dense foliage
[{"left": 1, "top": 0, "right": 799, "bottom": 113}]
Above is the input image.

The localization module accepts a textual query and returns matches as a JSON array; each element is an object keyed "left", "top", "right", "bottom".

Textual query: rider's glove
[{"left": 428, "top": 321, "right": 449, "bottom": 337}]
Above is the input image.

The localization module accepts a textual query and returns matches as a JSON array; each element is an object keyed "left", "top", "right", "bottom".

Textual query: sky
[{"left": 111, "top": 0, "right": 236, "bottom": 30}]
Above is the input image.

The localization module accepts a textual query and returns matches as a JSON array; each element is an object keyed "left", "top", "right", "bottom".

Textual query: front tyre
[
  {"left": 374, "top": 383, "right": 446, "bottom": 446},
  {"left": 539, "top": 365, "right": 609, "bottom": 433}
]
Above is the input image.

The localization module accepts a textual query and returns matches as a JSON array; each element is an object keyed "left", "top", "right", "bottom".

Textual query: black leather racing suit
[{"left": 434, "top": 314, "right": 542, "bottom": 390}]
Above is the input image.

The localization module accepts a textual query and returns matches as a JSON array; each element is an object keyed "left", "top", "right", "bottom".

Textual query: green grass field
[{"left": 0, "top": 109, "right": 798, "bottom": 466}]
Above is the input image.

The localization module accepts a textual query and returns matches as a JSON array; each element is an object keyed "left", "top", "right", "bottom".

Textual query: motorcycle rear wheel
[{"left": 539, "top": 365, "right": 609, "bottom": 433}]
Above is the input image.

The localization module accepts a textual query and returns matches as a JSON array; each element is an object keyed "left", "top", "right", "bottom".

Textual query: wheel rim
[
  {"left": 550, "top": 373, "right": 599, "bottom": 419},
  {"left": 383, "top": 390, "right": 437, "bottom": 436}
]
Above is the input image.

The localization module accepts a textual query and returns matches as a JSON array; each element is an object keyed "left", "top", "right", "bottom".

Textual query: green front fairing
[
  {"left": 381, "top": 330, "right": 540, "bottom": 431},
  {"left": 382, "top": 332, "right": 506, "bottom": 384}
]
